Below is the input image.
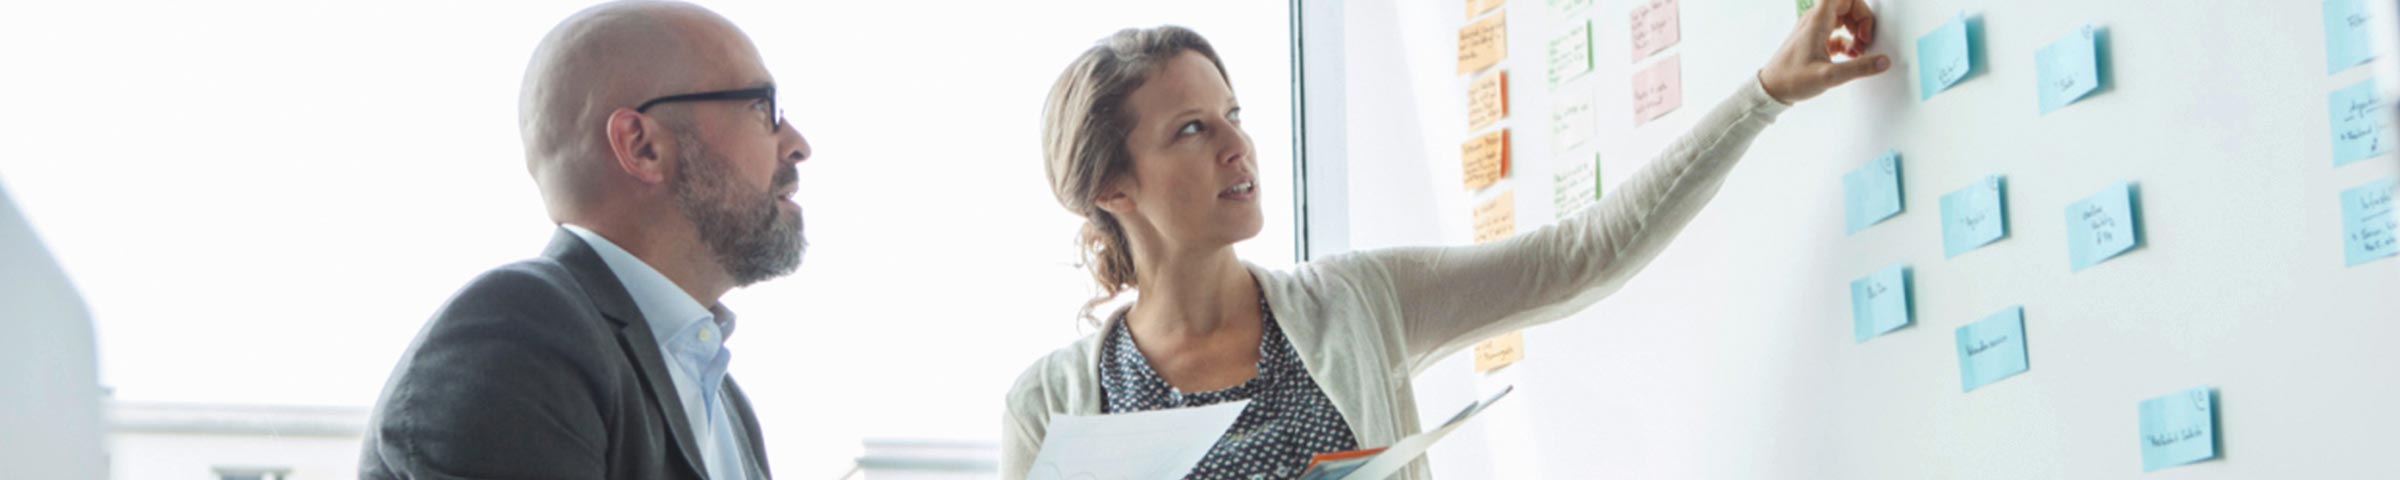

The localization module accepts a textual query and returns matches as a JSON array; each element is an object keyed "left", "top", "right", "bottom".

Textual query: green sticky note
[{"left": 1796, "top": 0, "right": 1815, "bottom": 16}]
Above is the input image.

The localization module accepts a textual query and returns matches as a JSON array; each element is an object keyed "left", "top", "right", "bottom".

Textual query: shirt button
[{"left": 697, "top": 329, "right": 715, "bottom": 342}]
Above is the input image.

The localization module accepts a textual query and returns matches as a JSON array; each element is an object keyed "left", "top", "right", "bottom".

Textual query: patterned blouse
[{"left": 1099, "top": 297, "right": 1361, "bottom": 480}]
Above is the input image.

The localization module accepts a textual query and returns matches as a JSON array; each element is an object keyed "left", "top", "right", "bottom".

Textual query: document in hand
[
  {"left": 1298, "top": 386, "right": 1516, "bottom": 480},
  {"left": 1025, "top": 400, "right": 1251, "bottom": 480}
]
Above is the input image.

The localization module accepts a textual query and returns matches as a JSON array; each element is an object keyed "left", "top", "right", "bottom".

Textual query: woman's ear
[
  {"left": 605, "top": 108, "right": 670, "bottom": 185},
  {"left": 1093, "top": 177, "right": 1137, "bottom": 217}
]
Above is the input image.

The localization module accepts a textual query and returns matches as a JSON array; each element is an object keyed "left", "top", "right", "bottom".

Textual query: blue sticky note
[
  {"left": 2138, "top": 386, "right": 2220, "bottom": 472},
  {"left": 2036, "top": 24, "right": 2105, "bottom": 114},
  {"left": 2327, "top": 0, "right": 2378, "bottom": 74},
  {"left": 1849, "top": 264, "right": 1911, "bottom": 342},
  {"left": 1941, "top": 176, "right": 2008, "bottom": 258},
  {"left": 1917, "top": 13, "right": 1977, "bottom": 100},
  {"left": 2066, "top": 182, "right": 2141, "bottom": 271},
  {"left": 2343, "top": 177, "right": 2398, "bottom": 266},
  {"left": 1955, "top": 306, "right": 2028, "bottom": 392},
  {"left": 2329, "top": 79, "right": 2394, "bottom": 166},
  {"left": 1844, "top": 151, "right": 1903, "bottom": 234}
]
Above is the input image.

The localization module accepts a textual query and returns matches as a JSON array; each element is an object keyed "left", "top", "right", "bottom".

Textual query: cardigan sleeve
[{"left": 1350, "top": 76, "right": 1792, "bottom": 374}]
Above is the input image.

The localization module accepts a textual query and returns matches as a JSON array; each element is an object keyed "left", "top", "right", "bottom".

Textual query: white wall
[{"left": 1315, "top": 0, "right": 2400, "bottom": 477}]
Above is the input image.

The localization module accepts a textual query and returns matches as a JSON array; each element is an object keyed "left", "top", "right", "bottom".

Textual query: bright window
[{"left": 0, "top": 1, "right": 1296, "bottom": 477}]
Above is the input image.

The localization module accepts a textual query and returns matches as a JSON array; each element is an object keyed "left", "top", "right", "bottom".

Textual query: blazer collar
[{"left": 541, "top": 227, "right": 710, "bottom": 479}]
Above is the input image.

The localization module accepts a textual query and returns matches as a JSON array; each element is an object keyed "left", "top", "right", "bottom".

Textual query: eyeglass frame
[{"left": 633, "top": 84, "right": 783, "bottom": 133}]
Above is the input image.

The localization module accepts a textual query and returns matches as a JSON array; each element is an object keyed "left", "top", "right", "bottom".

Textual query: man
[{"left": 361, "top": 1, "right": 811, "bottom": 478}]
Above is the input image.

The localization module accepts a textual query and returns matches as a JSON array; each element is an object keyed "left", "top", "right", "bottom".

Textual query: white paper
[
  {"left": 1026, "top": 400, "right": 1250, "bottom": 480},
  {"left": 1309, "top": 386, "right": 1515, "bottom": 480}
]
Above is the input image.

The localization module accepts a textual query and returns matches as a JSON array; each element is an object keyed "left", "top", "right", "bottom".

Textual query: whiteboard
[{"left": 1296, "top": 0, "right": 2400, "bottom": 477}]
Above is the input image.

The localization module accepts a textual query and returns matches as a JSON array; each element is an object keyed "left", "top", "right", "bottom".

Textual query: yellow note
[
  {"left": 1474, "top": 330, "right": 1525, "bottom": 372},
  {"left": 1458, "top": 13, "right": 1508, "bottom": 74},
  {"left": 1468, "top": 0, "right": 1507, "bottom": 16},
  {"left": 1467, "top": 70, "right": 1509, "bottom": 129},
  {"left": 1461, "top": 129, "right": 1511, "bottom": 191},
  {"left": 1473, "top": 189, "right": 1515, "bottom": 244}
]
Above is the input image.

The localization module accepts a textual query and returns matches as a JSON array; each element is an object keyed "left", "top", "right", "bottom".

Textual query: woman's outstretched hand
[{"left": 1758, "top": 0, "right": 1891, "bottom": 104}]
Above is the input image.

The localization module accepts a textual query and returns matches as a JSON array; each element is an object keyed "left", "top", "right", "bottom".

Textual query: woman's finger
[
  {"left": 1825, "top": 54, "right": 1893, "bottom": 85},
  {"left": 1842, "top": 0, "right": 1878, "bottom": 48}
]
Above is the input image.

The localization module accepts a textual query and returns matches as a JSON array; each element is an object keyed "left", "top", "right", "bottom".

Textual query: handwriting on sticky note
[
  {"left": 1548, "top": 20, "right": 1594, "bottom": 86},
  {"left": 1916, "top": 13, "right": 1975, "bottom": 100},
  {"left": 1473, "top": 189, "right": 1516, "bottom": 244},
  {"left": 2343, "top": 177, "right": 2398, "bottom": 266},
  {"left": 2327, "top": 0, "right": 2377, "bottom": 73},
  {"left": 1844, "top": 151, "right": 1904, "bottom": 235},
  {"left": 1459, "top": 13, "right": 1509, "bottom": 74},
  {"left": 1468, "top": 0, "right": 1507, "bottom": 17},
  {"left": 2329, "top": 79, "right": 2393, "bottom": 166},
  {"left": 1468, "top": 71, "right": 1510, "bottom": 129},
  {"left": 1954, "top": 306, "right": 2028, "bottom": 392},
  {"left": 1632, "top": 55, "right": 1682, "bottom": 125},
  {"left": 1850, "top": 263, "right": 1912, "bottom": 342},
  {"left": 1473, "top": 330, "right": 1524, "bottom": 372},
  {"left": 2065, "top": 182, "right": 2140, "bottom": 271},
  {"left": 1551, "top": 88, "right": 1597, "bottom": 152},
  {"left": 1548, "top": 0, "right": 1594, "bottom": 16},
  {"left": 2036, "top": 24, "right": 2103, "bottom": 114},
  {"left": 2138, "top": 386, "right": 2219, "bottom": 472},
  {"left": 1941, "top": 176, "right": 2007, "bottom": 257},
  {"left": 1553, "top": 153, "right": 1601, "bottom": 221},
  {"left": 1630, "top": 0, "right": 1680, "bottom": 60},
  {"left": 1462, "top": 129, "right": 1511, "bottom": 191}
]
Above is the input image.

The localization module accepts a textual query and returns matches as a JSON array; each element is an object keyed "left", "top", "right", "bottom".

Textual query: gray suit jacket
[{"left": 362, "top": 229, "right": 772, "bottom": 479}]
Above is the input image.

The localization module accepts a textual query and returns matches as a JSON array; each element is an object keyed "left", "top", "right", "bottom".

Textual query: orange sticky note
[
  {"left": 1630, "top": 0, "right": 1681, "bottom": 60},
  {"left": 1474, "top": 330, "right": 1525, "bottom": 372},
  {"left": 1461, "top": 129, "right": 1511, "bottom": 191},
  {"left": 1632, "top": 54, "right": 1683, "bottom": 126},
  {"left": 1458, "top": 13, "right": 1508, "bottom": 74},
  {"left": 1472, "top": 189, "right": 1515, "bottom": 244},
  {"left": 1467, "top": 0, "right": 1506, "bottom": 16},
  {"left": 1467, "top": 70, "right": 1510, "bottom": 129}
]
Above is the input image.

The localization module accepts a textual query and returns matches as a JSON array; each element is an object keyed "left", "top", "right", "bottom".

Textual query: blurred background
[{"left": 0, "top": 1, "right": 1298, "bottom": 478}]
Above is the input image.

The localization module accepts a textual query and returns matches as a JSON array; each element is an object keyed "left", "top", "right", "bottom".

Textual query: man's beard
[{"left": 670, "top": 130, "right": 804, "bottom": 287}]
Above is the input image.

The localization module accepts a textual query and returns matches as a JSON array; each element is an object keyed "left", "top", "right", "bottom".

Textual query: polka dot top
[{"left": 1098, "top": 297, "right": 1361, "bottom": 480}]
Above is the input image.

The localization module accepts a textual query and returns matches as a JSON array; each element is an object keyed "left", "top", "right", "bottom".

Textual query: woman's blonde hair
[{"left": 1042, "top": 26, "right": 1230, "bottom": 326}]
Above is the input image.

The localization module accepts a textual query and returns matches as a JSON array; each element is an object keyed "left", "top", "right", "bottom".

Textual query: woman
[{"left": 1005, "top": 1, "right": 1889, "bottom": 478}]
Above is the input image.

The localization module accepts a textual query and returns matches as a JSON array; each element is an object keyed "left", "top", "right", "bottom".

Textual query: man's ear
[{"left": 605, "top": 108, "right": 670, "bottom": 185}]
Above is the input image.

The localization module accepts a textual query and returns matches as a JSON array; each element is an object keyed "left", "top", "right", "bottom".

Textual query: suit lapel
[
  {"left": 544, "top": 229, "right": 710, "bottom": 479},
  {"left": 724, "top": 375, "right": 771, "bottom": 479}
]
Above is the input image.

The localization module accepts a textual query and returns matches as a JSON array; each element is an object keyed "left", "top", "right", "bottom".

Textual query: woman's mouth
[{"left": 1219, "top": 180, "right": 1256, "bottom": 200}]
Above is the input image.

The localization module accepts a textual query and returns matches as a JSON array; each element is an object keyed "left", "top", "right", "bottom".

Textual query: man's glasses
[{"left": 635, "top": 85, "right": 783, "bottom": 133}]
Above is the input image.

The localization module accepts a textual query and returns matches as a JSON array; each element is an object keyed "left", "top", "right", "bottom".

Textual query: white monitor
[{"left": 0, "top": 179, "right": 108, "bottom": 479}]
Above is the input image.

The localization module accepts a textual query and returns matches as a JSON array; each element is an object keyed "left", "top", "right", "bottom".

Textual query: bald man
[{"left": 361, "top": 1, "right": 810, "bottom": 479}]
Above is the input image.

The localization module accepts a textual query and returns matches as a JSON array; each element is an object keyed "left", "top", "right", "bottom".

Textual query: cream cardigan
[{"left": 1003, "top": 77, "right": 1791, "bottom": 479}]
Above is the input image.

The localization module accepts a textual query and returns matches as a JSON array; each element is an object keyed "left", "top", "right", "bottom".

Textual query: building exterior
[{"left": 107, "top": 402, "right": 367, "bottom": 480}]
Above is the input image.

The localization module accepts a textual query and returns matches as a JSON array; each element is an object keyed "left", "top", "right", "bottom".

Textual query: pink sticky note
[
  {"left": 1632, "top": 55, "right": 1683, "bottom": 125},
  {"left": 1631, "top": 0, "right": 1680, "bottom": 60}
]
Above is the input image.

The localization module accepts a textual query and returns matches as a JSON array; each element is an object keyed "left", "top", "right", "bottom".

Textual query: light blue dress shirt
[{"left": 563, "top": 225, "right": 751, "bottom": 480}]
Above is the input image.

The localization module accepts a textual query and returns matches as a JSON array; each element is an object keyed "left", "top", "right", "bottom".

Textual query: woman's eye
[
  {"left": 1178, "top": 121, "right": 1204, "bottom": 136},
  {"left": 1228, "top": 109, "right": 1242, "bottom": 124}
]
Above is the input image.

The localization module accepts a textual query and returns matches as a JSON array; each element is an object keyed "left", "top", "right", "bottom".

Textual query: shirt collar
[{"left": 560, "top": 224, "right": 734, "bottom": 345}]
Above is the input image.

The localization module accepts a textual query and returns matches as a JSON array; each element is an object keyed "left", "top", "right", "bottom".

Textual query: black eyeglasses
[{"left": 635, "top": 85, "right": 783, "bottom": 133}]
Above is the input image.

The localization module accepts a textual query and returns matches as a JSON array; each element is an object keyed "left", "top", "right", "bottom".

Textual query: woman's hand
[{"left": 1758, "top": 0, "right": 1890, "bottom": 104}]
